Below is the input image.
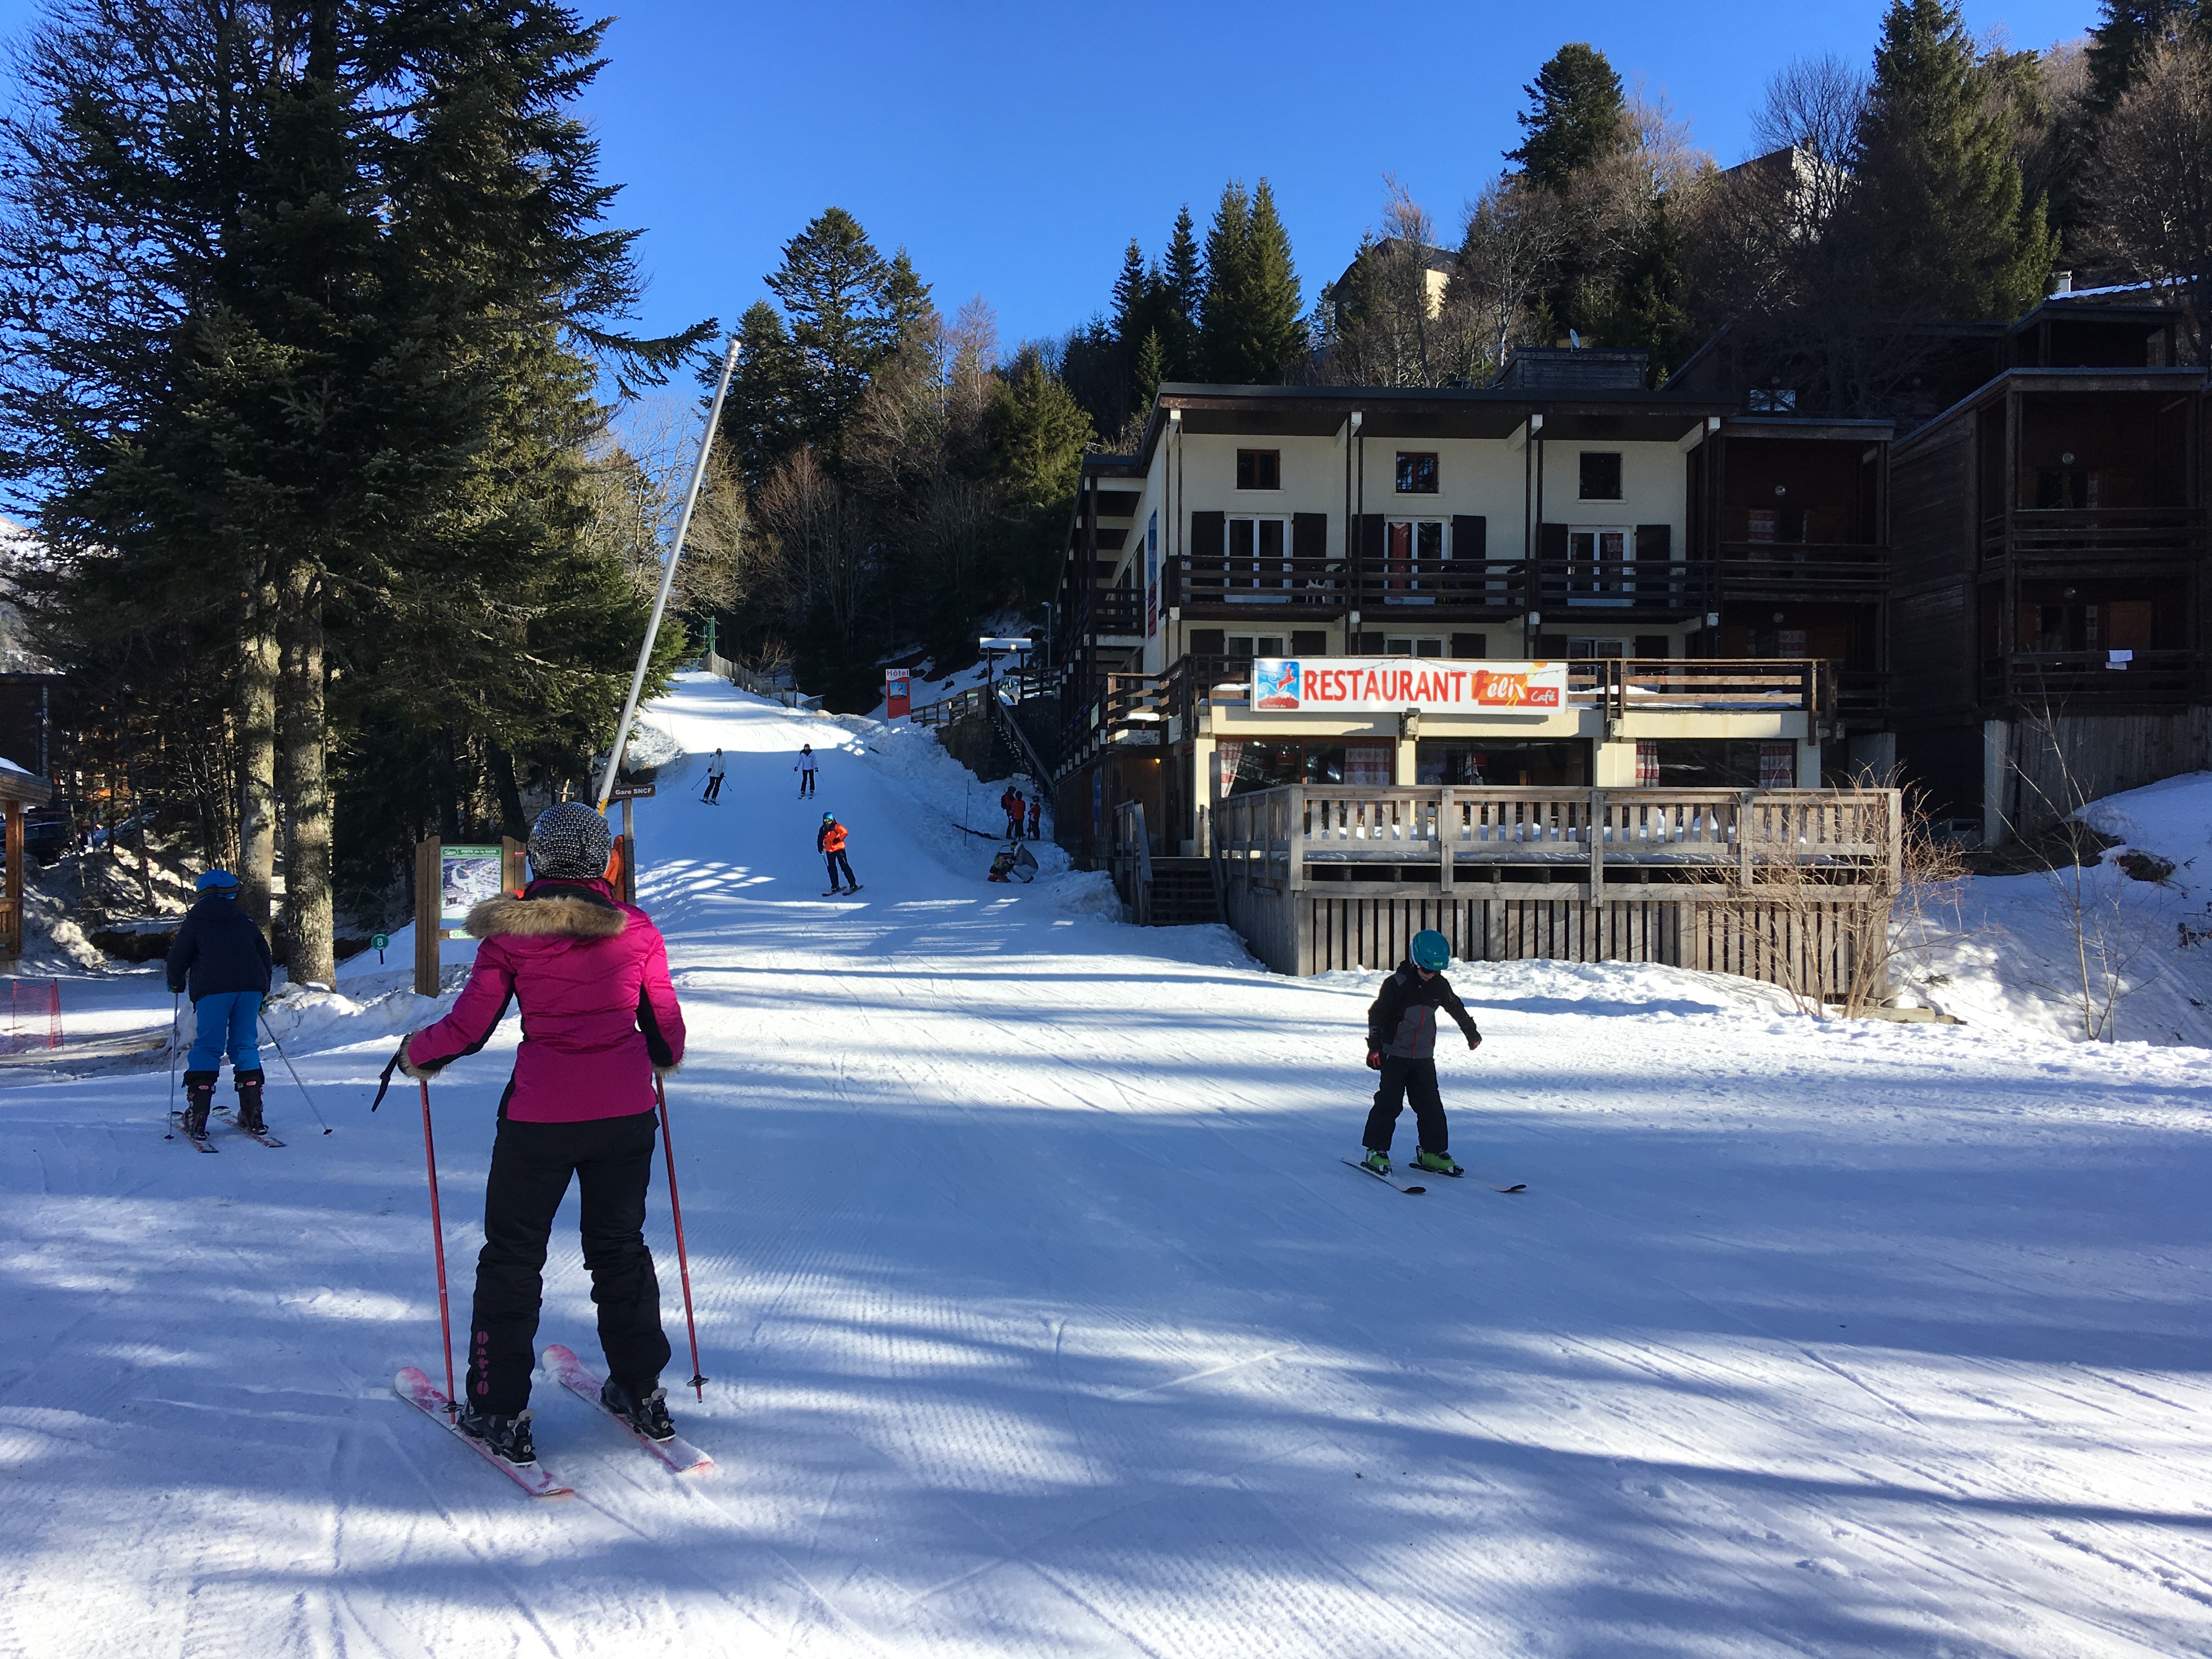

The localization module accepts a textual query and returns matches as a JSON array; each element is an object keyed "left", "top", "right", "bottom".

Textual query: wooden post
[
  {"left": 3, "top": 801, "right": 19, "bottom": 960},
  {"left": 1438, "top": 787, "right": 1454, "bottom": 892},
  {"left": 414, "top": 837, "right": 441, "bottom": 996},
  {"left": 1588, "top": 788, "right": 1606, "bottom": 905},
  {"left": 503, "top": 836, "right": 528, "bottom": 895}
]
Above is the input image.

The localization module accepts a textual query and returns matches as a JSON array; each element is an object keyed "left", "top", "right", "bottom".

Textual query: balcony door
[
  {"left": 1384, "top": 518, "right": 1445, "bottom": 602},
  {"left": 1567, "top": 527, "right": 1632, "bottom": 605},
  {"left": 1228, "top": 516, "right": 1292, "bottom": 600}
]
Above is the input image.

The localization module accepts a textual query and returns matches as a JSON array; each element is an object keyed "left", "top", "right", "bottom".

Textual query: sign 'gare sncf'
[{"left": 1250, "top": 658, "right": 1567, "bottom": 713}]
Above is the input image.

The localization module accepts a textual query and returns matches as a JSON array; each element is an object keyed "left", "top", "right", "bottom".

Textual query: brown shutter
[
  {"left": 1291, "top": 629, "right": 1328, "bottom": 656},
  {"left": 1451, "top": 515, "right": 1486, "bottom": 561},
  {"left": 1358, "top": 514, "right": 1385, "bottom": 560},
  {"left": 1190, "top": 511, "right": 1226, "bottom": 561},
  {"left": 1635, "top": 524, "right": 1670, "bottom": 558},
  {"left": 1635, "top": 524, "right": 1672, "bottom": 599},
  {"left": 1539, "top": 523, "right": 1570, "bottom": 559},
  {"left": 1189, "top": 628, "right": 1226, "bottom": 658},
  {"left": 1449, "top": 633, "right": 1487, "bottom": 659},
  {"left": 1293, "top": 512, "right": 1328, "bottom": 562},
  {"left": 1634, "top": 634, "right": 1672, "bottom": 659}
]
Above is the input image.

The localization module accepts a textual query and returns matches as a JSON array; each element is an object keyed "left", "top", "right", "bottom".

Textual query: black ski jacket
[
  {"left": 166, "top": 893, "right": 274, "bottom": 1002},
  {"left": 1366, "top": 958, "right": 1480, "bottom": 1059}
]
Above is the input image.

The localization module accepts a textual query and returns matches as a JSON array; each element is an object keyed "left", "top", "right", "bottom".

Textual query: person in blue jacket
[{"left": 165, "top": 870, "right": 274, "bottom": 1137}]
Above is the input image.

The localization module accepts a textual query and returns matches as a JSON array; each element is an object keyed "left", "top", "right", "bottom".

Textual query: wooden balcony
[
  {"left": 1077, "top": 585, "right": 1143, "bottom": 641},
  {"left": 1978, "top": 648, "right": 2208, "bottom": 704},
  {"left": 1716, "top": 541, "right": 1887, "bottom": 597},
  {"left": 1980, "top": 507, "right": 2207, "bottom": 567},
  {"left": 1535, "top": 558, "right": 1715, "bottom": 616}
]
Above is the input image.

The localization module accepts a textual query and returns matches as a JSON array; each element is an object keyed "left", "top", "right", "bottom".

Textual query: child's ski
[
  {"left": 540, "top": 1344, "right": 712, "bottom": 1474},
  {"left": 393, "top": 1368, "right": 571, "bottom": 1497},
  {"left": 1342, "top": 1158, "right": 1424, "bottom": 1194},
  {"left": 167, "top": 1113, "right": 219, "bottom": 1154}
]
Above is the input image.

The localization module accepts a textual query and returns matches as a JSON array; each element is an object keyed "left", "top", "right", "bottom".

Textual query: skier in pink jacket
[{"left": 400, "top": 802, "right": 686, "bottom": 1465}]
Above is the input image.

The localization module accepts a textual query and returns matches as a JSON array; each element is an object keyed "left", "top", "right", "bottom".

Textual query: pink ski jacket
[{"left": 404, "top": 878, "right": 685, "bottom": 1124}]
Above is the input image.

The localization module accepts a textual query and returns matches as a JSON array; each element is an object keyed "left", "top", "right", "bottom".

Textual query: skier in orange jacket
[{"left": 817, "top": 813, "right": 860, "bottom": 895}]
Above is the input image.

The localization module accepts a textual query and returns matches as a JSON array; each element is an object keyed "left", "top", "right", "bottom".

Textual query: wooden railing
[
  {"left": 1982, "top": 507, "right": 2207, "bottom": 561},
  {"left": 1979, "top": 648, "right": 2208, "bottom": 703},
  {"left": 1217, "top": 785, "right": 1898, "bottom": 898},
  {"left": 1536, "top": 558, "right": 1716, "bottom": 611},
  {"left": 1717, "top": 541, "right": 1887, "bottom": 592},
  {"left": 1573, "top": 658, "right": 1828, "bottom": 723}
]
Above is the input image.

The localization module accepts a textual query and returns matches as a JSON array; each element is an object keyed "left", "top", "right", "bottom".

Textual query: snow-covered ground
[{"left": 3, "top": 672, "right": 2209, "bottom": 1658}]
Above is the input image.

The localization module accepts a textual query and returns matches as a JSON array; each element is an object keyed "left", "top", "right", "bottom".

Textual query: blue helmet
[
  {"left": 196, "top": 869, "right": 240, "bottom": 894},
  {"left": 1410, "top": 929, "right": 1451, "bottom": 972}
]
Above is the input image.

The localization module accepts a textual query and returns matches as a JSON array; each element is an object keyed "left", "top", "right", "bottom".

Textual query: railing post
[
  {"left": 1588, "top": 788, "right": 1606, "bottom": 903},
  {"left": 1288, "top": 786, "right": 1306, "bottom": 891},
  {"left": 1438, "top": 787, "right": 1454, "bottom": 892}
]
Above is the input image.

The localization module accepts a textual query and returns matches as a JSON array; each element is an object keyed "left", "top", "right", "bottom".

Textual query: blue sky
[{"left": 0, "top": 0, "right": 2104, "bottom": 359}]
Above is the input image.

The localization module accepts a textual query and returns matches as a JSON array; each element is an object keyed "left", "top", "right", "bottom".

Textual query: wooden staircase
[{"left": 1146, "top": 857, "right": 1221, "bottom": 927}]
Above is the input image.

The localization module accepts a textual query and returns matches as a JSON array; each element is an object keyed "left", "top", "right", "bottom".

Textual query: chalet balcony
[
  {"left": 1716, "top": 540, "right": 1887, "bottom": 599},
  {"left": 1168, "top": 555, "right": 1350, "bottom": 616},
  {"left": 1355, "top": 559, "right": 1529, "bottom": 616},
  {"left": 1980, "top": 507, "right": 2208, "bottom": 568},
  {"left": 1534, "top": 557, "right": 1715, "bottom": 617},
  {"left": 1977, "top": 647, "right": 2208, "bottom": 705}
]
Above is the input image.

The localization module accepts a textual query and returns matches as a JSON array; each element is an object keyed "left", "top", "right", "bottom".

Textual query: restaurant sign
[{"left": 1250, "top": 658, "right": 1566, "bottom": 714}]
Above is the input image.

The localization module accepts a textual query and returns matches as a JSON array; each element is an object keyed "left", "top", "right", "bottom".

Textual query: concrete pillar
[{"left": 1593, "top": 738, "right": 1642, "bottom": 787}]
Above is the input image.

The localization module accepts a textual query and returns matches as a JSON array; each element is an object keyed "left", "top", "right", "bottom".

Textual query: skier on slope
[
  {"left": 701, "top": 748, "right": 726, "bottom": 805},
  {"left": 1359, "top": 929, "right": 1481, "bottom": 1179},
  {"left": 795, "top": 744, "right": 818, "bottom": 798},
  {"left": 817, "top": 811, "right": 859, "bottom": 895},
  {"left": 166, "top": 869, "right": 275, "bottom": 1138},
  {"left": 397, "top": 802, "right": 686, "bottom": 1465}
]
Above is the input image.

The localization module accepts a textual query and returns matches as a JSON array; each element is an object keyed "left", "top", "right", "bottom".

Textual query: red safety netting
[{"left": 5, "top": 977, "right": 59, "bottom": 1052}]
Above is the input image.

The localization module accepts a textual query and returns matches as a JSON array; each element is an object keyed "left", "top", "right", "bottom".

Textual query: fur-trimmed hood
[{"left": 465, "top": 885, "right": 628, "bottom": 941}]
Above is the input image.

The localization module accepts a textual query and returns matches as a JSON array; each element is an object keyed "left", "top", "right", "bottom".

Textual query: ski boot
[
  {"left": 601, "top": 1377, "right": 676, "bottom": 1442},
  {"left": 1359, "top": 1148, "right": 1393, "bottom": 1177},
  {"left": 233, "top": 1068, "right": 267, "bottom": 1136},
  {"left": 1412, "top": 1148, "right": 1463, "bottom": 1177},
  {"left": 455, "top": 1404, "right": 538, "bottom": 1465},
  {"left": 180, "top": 1071, "right": 217, "bottom": 1139}
]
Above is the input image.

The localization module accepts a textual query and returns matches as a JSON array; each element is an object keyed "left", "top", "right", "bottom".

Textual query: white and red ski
[
  {"left": 540, "top": 1343, "right": 712, "bottom": 1474},
  {"left": 393, "top": 1367, "right": 572, "bottom": 1497}
]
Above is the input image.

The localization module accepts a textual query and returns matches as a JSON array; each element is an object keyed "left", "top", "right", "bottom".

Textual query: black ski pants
[
  {"left": 702, "top": 774, "right": 724, "bottom": 803},
  {"left": 467, "top": 1109, "right": 670, "bottom": 1417},
  {"left": 825, "top": 849, "right": 856, "bottom": 889},
  {"left": 798, "top": 770, "right": 816, "bottom": 797},
  {"left": 1363, "top": 1057, "right": 1448, "bottom": 1155}
]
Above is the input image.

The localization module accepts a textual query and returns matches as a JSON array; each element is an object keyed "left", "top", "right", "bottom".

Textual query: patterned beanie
[{"left": 528, "top": 802, "right": 614, "bottom": 881}]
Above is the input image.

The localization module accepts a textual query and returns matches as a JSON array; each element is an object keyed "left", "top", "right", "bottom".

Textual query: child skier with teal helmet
[{"left": 1361, "top": 928, "right": 1481, "bottom": 1177}]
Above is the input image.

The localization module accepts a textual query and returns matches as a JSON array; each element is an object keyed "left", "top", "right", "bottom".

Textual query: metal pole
[
  {"left": 163, "top": 990, "right": 180, "bottom": 1138},
  {"left": 654, "top": 1075, "right": 708, "bottom": 1399},
  {"left": 260, "top": 1011, "right": 335, "bottom": 1134},
  {"left": 596, "top": 334, "right": 743, "bottom": 812},
  {"left": 419, "top": 1079, "right": 457, "bottom": 1412}
]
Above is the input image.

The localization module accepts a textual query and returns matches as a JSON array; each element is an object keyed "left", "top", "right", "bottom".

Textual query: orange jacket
[{"left": 820, "top": 822, "right": 848, "bottom": 854}]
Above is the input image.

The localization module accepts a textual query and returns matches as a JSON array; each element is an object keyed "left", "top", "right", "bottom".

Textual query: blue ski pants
[{"left": 188, "top": 990, "right": 263, "bottom": 1074}]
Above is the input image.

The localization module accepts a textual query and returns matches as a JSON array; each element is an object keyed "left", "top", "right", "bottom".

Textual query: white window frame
[
  {"left": 1380, "top": 517, "right": 1447, "bottom": 605},
  {"left": 1227, "top": 515, "right": 1293, "bottom": 600},
  {"left": 1226, "top": 633, "right": 1286, "bottom": 659},
  {"left": 1383, "top": 635, "right": 1445, "bottom": 658},
  {"left": 1566, "top": 525, "right": 1632, "bottom": 606}
]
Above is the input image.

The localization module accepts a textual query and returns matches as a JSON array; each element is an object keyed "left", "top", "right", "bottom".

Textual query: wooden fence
[{"left": 1212, "top": 784, "right": 1900, "bottom": 994}]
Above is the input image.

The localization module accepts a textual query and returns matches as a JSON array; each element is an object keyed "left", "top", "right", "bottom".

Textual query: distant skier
[
  {"left": 165, "top": 868, "right": 274, "bottom": 1138},
  {"left": 1027, "top": 796, "right": 1042, "bottom": 840},
  {"left": 818, "top": 811, "right": 859, "bottom": 895},
  {"left": 795, "top": 744, "right": 818, "bottom": 798},
  {"left": 701, "top": 749, "right": 726, "bottom": 805},
  {"left": 398, "top": 802, "right": 686, "bottom": 1466},
  {"left": 1002, "top": 787, "right": 1023, "bottom": 840},
  {"left": 1359, "top": 929, "right": 1481, "bottom": 1179}
]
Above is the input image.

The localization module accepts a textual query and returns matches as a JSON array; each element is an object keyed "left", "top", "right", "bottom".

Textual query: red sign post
[{"left": 885, "top": 669, "right": 911, "bottom": 719}]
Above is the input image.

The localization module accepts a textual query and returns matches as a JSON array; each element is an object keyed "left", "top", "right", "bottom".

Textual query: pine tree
[
  {"left": 765, "top": 207, "right": 899, "bottom": 448},
  {"left": 724, "top": 300, "right": 807, "bottom": 494},
  {"left": 1198, "top": 181, "right": 1252, "bottom": 380},
  {"left": 1111, "top": 238, "right": 1150, "bottom": 341},
  {"left": 2085, "top": 1, "right": 2212, "bottom": 111},
  {"left": 1844, "top": 0, "right": 2058, "bottom": 319},
  {"left": 1132, "top": 328, "right": 1167, "bottom": 408},
  {"left": 1243, "top": 179, "right": 1307, "bottom": 381},
  {"left": 1162, "top": 205, "right": 1205, "bottom": 375},
  {"left": 1506, "top": 43, "right": 1628, "bottom": 190}
]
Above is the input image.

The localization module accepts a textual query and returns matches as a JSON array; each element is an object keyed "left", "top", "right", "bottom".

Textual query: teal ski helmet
[{"left": 1410, "top": 929, "right": 1451, "bottom": 972}]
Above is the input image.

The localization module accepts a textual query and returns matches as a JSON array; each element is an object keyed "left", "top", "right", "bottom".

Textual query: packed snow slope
[{"left": 3, "top": 672, "right": 2210, "bottom": 1659}]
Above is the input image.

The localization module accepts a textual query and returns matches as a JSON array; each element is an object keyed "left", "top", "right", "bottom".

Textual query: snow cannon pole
[
  {"left": 259, "top": 1012, "right": 334, "bottom": 1134},
  {"left": 418, "top": 1079, "right": 457, "bottom": 1413},
  {"left": 654, "top": 1075, "right": 707, "bottom": 1398},
  {"left": 595, "top": 333, "right": 742, "bottom": 815}
]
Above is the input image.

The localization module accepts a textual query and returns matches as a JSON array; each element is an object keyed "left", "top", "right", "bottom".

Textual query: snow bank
[{"left": 1899, "top": 770, "right": 2212, "bottom": 1046}]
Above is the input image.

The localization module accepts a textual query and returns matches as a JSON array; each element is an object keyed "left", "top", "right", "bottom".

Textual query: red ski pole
[
  {"left": 419, "top": 1079, "right": 457, "bottom": 1413},
  {"left": 654, "top": 1075, "right": 707, "bottom": 1400}
]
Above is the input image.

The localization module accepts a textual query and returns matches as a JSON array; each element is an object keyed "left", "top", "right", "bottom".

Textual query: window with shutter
[
  {"left": 1291, "top": 630, "right": 1328, "bottom": 655},
  {"left": 1449, "top": 633, "right": 1487, "bottom": 659}
]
